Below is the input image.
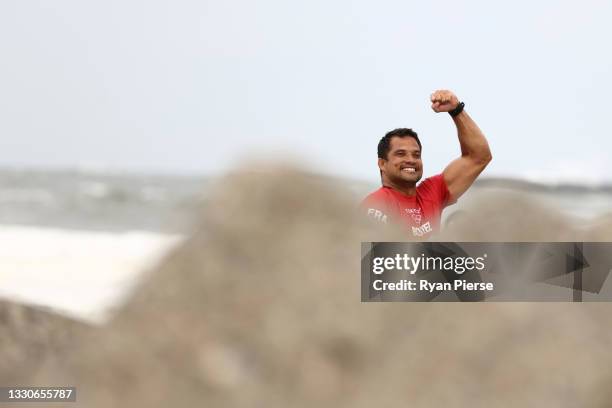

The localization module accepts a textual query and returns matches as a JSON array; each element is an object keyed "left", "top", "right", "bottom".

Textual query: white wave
[
  {"left": 0, "top": 225, "right": 184, "bottom": 323},
  {"left": 79, "top": 181, "right": 111, "bottom": 198},
  {"left": 0, "top": 188, "right": 56, "bottom": 205},
  {"left": 140, "top": 186, "right": 167, "bottom": 202}
]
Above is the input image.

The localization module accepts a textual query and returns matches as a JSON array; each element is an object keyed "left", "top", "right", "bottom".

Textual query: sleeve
[{"left": 418, "top": 174, "right": 456, "bottom": 207}]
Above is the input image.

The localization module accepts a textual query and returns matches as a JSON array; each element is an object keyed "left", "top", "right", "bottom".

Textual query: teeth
[{"left": 402, "top": 168, "right": 416, "bottom": 173}]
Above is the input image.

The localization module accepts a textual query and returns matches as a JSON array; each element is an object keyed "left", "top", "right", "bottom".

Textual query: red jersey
[{"left": 361, "top": 174, "right": 453, "bottom": 238}]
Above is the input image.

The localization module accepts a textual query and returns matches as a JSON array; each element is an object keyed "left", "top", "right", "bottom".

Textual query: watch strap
[{"left": 449, "top": 101, "right": 465, "bottom": 117}]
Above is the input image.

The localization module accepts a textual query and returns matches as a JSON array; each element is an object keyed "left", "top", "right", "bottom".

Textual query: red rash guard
[{"left": 361, "top": 174, "right": 453, "bottom": 238}]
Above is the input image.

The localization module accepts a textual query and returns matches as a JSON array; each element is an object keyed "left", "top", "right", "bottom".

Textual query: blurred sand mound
[
  {"left": 440, "top": 190, "right": 575, "bottom": 241},
  {"left": 0, "top": 300, "right": 89, "bottom": 385},
  {"left": 584, "top": 213, "right": 612, "bottom": 241},
  {"left": 12, "top": 166, "right": 612, "bottom": 407}
]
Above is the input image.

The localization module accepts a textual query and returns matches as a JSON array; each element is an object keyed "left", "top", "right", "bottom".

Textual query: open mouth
[{"left": 401, "top": 167, "right": 417, "bottom": 174}]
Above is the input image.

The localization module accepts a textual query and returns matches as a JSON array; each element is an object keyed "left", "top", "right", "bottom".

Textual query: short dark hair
[{"left": 377, "top": 128, "right": 422, "bottom": 160}]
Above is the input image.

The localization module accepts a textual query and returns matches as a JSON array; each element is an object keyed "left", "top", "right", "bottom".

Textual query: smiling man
[{"left": 362, "top": 90, "right": 492, "bottom": 238}]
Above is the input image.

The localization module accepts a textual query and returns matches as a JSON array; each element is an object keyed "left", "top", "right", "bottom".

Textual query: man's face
[{"left": 378, "top": 136, "right": 423, "bottom": 185}]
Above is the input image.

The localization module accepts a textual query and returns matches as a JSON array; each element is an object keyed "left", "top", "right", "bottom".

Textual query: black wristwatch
[{"left": 449, "top": 101, "right": 465, "bottom": 117}]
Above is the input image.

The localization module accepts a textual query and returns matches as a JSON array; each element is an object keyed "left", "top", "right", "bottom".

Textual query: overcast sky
[{"left": 1, "top": 0, "right": 611, "bottom": 184}]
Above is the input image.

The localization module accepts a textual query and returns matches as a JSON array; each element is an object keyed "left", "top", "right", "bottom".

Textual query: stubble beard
[{"left": 384, "top": 171, "right": 422, "bottom": 189}]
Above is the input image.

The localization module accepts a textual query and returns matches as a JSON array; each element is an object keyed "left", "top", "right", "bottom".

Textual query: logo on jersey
[
  {"left": 367, "top": 208, "right": 388, "bottom": 223},
  {"left": 411, "top": 221, "right": 432, "bottom": 237},
  {"left": 405, "top": 208, "right": 422, "bottom": 225}
]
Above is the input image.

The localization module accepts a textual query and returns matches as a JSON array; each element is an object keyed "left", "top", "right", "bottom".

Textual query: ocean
[{"left": 0, "top": 168, "right": 210, "bottom": 322}]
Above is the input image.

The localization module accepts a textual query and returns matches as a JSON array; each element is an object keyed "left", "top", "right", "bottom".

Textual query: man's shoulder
[
  {"left": 417, "top": 173, "right": 445, "bottom": 189},
  {"left": 363, "top": 186, "right": 387, "bottom": 198},
  {"left": 361, "top": 187, "right": 393, "bottom": 204},
  {"left": 417, "top": 173, "right": 454, "bottom": 206},
  {"left": 361, "top": 187, "right": 394, "bottom": 224}
]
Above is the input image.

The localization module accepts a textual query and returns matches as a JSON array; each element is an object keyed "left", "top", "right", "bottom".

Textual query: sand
[
  {"left": 0, "top": 300, "right": 88, "bottom": 385},
  {"left": 3, "top": 165, "right": 612, "bottom": 407}
]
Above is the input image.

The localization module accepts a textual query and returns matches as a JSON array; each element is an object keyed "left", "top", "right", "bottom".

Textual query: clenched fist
[{"left": 430, "top": 90, "right": 460, "bottom": 113}]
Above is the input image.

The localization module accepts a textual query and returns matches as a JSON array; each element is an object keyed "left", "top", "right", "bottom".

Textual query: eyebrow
[{"left": 393, "top": 149, "right": 421, "bottom": 154}]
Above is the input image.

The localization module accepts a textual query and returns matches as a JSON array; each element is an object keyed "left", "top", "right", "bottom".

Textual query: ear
[{"left": 377, "top": 158, "right": 386, "bottom": 172}]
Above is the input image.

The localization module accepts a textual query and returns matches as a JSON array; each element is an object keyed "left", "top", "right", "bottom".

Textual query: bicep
[{"left": 443, "top": 156, "right": 488, "bottom": 201}]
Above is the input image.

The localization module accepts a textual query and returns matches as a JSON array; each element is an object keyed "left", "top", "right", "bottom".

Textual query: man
[{"left": 362, "top": 89, "right": 492, "bottom": 238}]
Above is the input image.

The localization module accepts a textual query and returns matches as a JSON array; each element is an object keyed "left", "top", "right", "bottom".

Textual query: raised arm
[{"left": 430, "top": 89, "right": 492, "bottom": 201}]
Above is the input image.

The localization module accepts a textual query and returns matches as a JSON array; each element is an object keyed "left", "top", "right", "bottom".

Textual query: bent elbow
[
  {"left": 473, "top": 151, "right": 492, "bottom": 168},
  {"left": 483, "top": 151, "right": 493, "bottom": 165}
]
